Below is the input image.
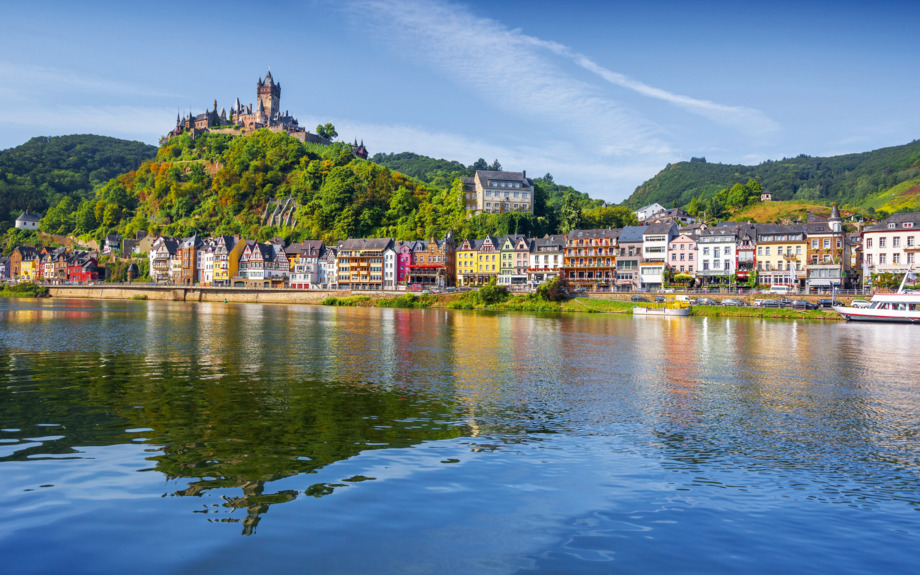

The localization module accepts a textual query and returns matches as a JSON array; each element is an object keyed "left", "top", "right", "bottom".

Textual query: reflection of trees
[{"left": 0, "top": 349, "right": 466, "bottom": 535}]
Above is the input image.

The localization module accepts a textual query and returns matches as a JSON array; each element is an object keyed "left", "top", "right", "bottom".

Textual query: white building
[
  {"left": 383, "top": 243, "right": 399, "bottom": 290},
  {"left": 640, "top": 223, "right": 677, "bottom": 288},
  {"left": 527, "top": 235, "right": 565, "bottom": 287},
  {"left": 288, "top": 241, "right": 325, "bottom": 289},
  {"left": 862, "top": 212, "right": 920, "bottom": 275},
  {"left": 15, "top": 212, "right": 41, "bottom": 230},
  {"left": 635, "top": 203, "right": 666, "bottom": 223},
  {"left": 697, "top": 227, "right": 739, "bottom": 285}
]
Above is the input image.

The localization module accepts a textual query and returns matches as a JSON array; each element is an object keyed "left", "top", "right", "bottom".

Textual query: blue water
[{"left": 0, "top": 299, "right": 918, "bottom": 573}]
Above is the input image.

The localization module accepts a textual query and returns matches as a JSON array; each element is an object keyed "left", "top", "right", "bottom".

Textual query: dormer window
[
  {"left": 904, "top": 223, "right": 914, "bottom": 228},
  {"left": 889, "top": 223, "right": 897, "bottom": 229}
]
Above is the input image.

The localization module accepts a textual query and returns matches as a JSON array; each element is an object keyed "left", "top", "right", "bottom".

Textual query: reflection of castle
[{"left": 169, "top": 70, "right": 369, "bottom": 159}]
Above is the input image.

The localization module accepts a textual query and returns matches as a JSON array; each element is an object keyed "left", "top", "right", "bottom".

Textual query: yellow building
[
  {"left": 755, "top": 224, "right": 808, "bottom": 287},
  {"left": 455, "top": 238, "right": 482, "bottom": 287},
  {"left": 475, "top": 235, "right": 501, "bottom": 284},
  {"left": 20, "top": 257, "right": 38, "bottom": 281},
  {"left": 212, "top": 236, "right": 245, "bottom": 286}
]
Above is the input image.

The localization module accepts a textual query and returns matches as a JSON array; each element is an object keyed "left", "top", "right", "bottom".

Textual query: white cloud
[
  {"left": 0, "top": 61, "right": 178, "bottom": 99},
  {"left": 298, "top": 114, "right": 660, "bottom": 202},
  {"left": 354, "top": 0, "right": 664, "bottom": 156}
]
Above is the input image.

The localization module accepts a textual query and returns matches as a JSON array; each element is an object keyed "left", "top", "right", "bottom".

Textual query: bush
[
  {"left": 535, "top": 277, "right": 567, "bottom": 302},
  {"left": 0, "top": 282, "right": 48, "bottom": 298},
  {"left": 475, "top": 279, "right": 509, "bottom": 305}
]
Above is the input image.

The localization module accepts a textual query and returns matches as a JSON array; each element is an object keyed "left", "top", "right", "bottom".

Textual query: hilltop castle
[{"left": 169, "top": 71, "right": 368, "bottom": 159}]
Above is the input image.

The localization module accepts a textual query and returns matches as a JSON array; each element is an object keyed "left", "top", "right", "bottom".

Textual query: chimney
[{"left": 522, "top": 170, "right": 526, "bottom": 178}]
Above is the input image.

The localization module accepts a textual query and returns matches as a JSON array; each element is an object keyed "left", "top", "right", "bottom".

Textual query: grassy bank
[
  {"left": 376, "top": 294, "right": 438, "bottom": 308},
  {"left": 0, "top": 282, "right": 49, "bottom": 298},
  {"left": 687, "top": 304, "right": 840, "bottom": 320},
  {"left": 321, "top": 295, "right": 372, "bottom": 306}
]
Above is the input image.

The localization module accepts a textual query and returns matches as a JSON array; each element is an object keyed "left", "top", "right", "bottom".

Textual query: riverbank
[
  {"left": 0, "top": 283, "right": 49, "bottom": 298},
  {"left": 46, "top": 285, "right": 843, "bottom": 320}
]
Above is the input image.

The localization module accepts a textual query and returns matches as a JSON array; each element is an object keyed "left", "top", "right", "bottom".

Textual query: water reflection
[{"left": 1, "top": 299, "right": 919, "bottom": 543}]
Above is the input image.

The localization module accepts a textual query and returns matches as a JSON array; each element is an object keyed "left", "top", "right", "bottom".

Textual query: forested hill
[
  {"left": 21, "top": 130, "right": 635, "bottom": 251},
  {"left": 0, "top": 135, "right": 157, "bottom": 229},
  {"left": 626, "top": 139, "right": 920, "bottom": 210}
]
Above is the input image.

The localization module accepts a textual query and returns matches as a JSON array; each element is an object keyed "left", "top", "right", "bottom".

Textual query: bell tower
[{"left": 257, "top": 70, "right": 281, "bottom": 117}]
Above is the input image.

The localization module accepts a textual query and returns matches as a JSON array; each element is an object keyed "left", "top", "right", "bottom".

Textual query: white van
[{"left": 766, "top": 285, "right": 794, "bottom": 295}]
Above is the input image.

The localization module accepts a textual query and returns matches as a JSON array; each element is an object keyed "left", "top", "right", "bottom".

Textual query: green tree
[{"left": 316, "top": 123, "right": 338, "bottom": 140}]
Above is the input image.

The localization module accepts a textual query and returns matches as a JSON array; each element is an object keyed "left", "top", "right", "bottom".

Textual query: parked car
[
  {"left": 753, "top": 299, "right": 767, "bottom": 307},
  {"left": 654, "top": 296, "right": 666, "bottom": 303},
  {"left": 791, "top": 300, "right": 819, "bottom": 310},
  {"left": 761, "top": 299, "right": 780, "bottom": 308},
  {"left": 697, "top": 298, "right": 719, "bottom": 306},
  {"left": 851, "top": 300, "right": 871, "bottom": 308},
  {"left": 776, "top": 298, "right": 794, "bottom": 308},
  {"left": 721, "top": 298, "right": 748, "bottom": 307},
  {"left": 816, "top": 299, "right": 841, "bottom": 308},
  {"left": 631, "top": 295, "right": 649, "bottom": 302}
]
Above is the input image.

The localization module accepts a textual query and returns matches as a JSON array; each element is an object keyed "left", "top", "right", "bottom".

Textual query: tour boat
[
  {"left": 633, "top": 295, "right": 691, "bottom": 317},
  {"left": 833, "top": 268, "right": 920, "bottom": 323}
]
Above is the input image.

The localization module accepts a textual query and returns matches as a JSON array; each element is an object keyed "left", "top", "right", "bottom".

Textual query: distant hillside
[
  {"left": 626, "top": 140, "right": 920, "bottom": 210},
  {"left": 370, "top": 152, "right": 471, "bottom": 188},
  {"left": 0, "top": 135, "right": 157, "bottom": 230}
]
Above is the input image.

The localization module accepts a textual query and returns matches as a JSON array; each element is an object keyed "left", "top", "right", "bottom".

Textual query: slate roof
[
  {"left": 475, "top": 171, "right": 533, "bottom": 188},
  {"left": 863, "top": 212, "right": 920, "bottom": 233},
  {"left": 337, "top": 238, "right": 394, "bottom": 251},
  {"left": 642, "top": 222, "right": 677, "bottom": 236},
  {"left": 16, "top": 212, "right": 41, "bottom": 223},
  {"left": 617, "top": 226, "right": 646, "bottom": 243}
]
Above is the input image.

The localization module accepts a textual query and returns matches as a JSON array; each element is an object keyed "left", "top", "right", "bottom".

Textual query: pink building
[{"left": 667, "top": 234, "right": 698, "bottom": 276}]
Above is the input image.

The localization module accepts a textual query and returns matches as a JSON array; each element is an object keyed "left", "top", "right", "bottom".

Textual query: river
[{"left": 1, "top": 298, "right": 918, "bottom": 573}]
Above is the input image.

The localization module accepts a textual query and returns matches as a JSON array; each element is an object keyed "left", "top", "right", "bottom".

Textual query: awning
[{"left": 806, "top": 280, "right": 837, "bottom": 287}]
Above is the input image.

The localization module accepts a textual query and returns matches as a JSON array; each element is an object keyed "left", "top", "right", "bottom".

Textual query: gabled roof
[
  {"left": 475, "top": 171, "right": 533, "bottom": 187},
  {"left": 863, "top": 212, "right": 920, "bottom": 233},
  {"left": 337, "top": 237, "right": 394, "bottom": 251},
  {"left": 617, "top": 226, "right": 646, "bottom": 243},
  {"left": 16, "top": 212, "right": 42, "bottom": 222},
  {"left": 643, "top": 222, "right": 677, "bottom": 236}
]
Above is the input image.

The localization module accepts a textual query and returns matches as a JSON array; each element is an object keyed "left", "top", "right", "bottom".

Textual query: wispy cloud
[
  {"left": 353, "top": 0, "right": 777, "bottom": 144},
  {"left": 0, "top": 61, "right": 178, "bottom": 99},
  {"left": 353, "top": 0, "right": 665, "bottom": 156},
  {"left": 298, "top": 114, "right": 661, "bottom": 201},
  {"left": 525, "top": 38, "right": 780, "bottom": 135}
]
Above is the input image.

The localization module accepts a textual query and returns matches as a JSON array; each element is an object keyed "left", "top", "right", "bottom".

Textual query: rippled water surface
[{"left": 1, "top": 298, "right": 918, "bottom": 574}]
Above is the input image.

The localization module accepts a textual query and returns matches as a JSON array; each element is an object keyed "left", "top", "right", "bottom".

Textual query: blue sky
[{"left": 1, "top": 0, "right": 917, "bottom": 203}]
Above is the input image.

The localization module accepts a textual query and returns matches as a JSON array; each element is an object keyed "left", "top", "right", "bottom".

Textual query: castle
[{"left": 170, "top": 71, "right": 368, "bottom": 159}]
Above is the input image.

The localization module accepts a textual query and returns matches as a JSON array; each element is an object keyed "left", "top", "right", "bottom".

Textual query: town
[{"left": 4, "top": 202, "right": 918, "bottom": 293}]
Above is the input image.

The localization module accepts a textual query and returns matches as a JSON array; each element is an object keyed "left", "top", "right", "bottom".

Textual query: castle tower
[{"left": 257, "top": 70, "right": 281, "bottom": 118}]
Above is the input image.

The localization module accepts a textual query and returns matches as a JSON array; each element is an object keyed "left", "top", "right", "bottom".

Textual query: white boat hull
[
  {"left": 633, "top": 306, "right": 690, "bottom": 317},
  {"left": 833, "top": 306, "right": 920, "bottom": 323}
]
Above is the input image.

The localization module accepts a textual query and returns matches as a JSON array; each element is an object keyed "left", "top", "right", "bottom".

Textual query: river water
[{"left": 0, "top": 298, "right": 918, "bottom": 574}]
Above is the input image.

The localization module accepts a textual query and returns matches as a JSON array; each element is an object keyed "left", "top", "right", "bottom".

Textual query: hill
[
  {"left": 626, "top": 140, "right": 920, "bottom": 211},
  {"left": 25, "top": 130, "right": 633, "bottom": 249},
  {"left": 0, "top": 135, "right": 157, "bottom": 230}
]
